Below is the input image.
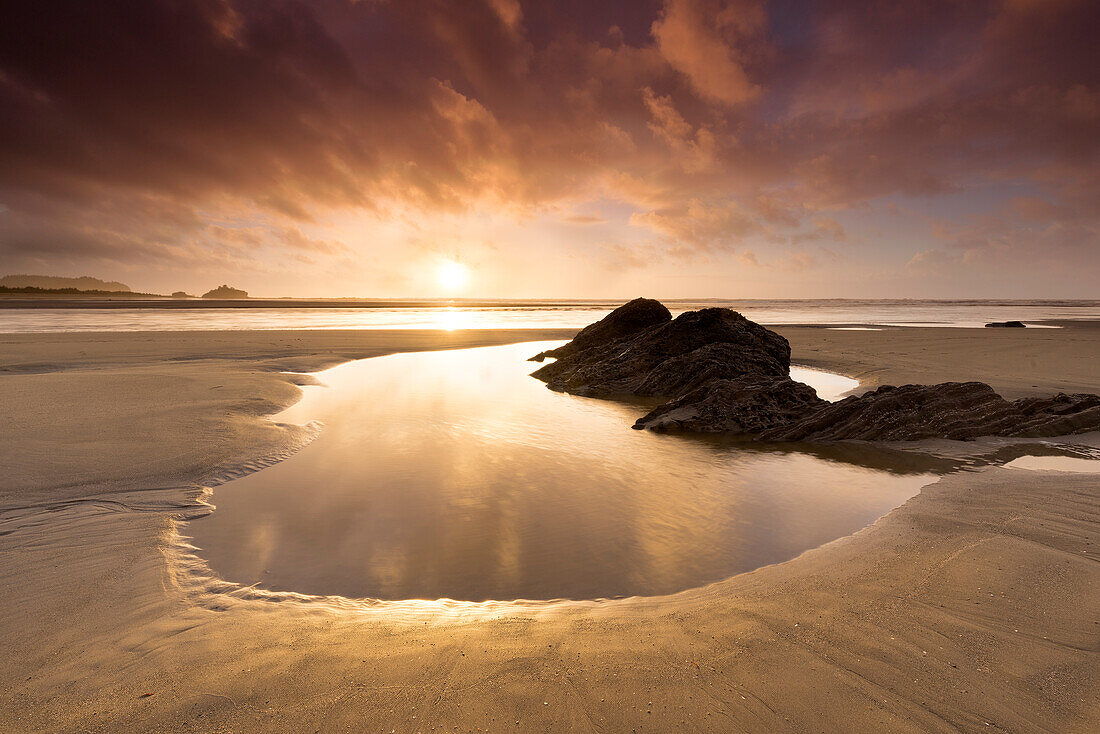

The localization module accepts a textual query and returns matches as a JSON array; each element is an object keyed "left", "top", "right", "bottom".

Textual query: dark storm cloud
[{"left": 0, "top": 0, "right": 1096, "bottom": 277}]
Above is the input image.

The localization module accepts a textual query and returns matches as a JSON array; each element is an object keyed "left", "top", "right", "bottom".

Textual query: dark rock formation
[
  {"left": 531, "top": 306, "right": 791, "bottom": 397},
  {"left": 202, "top": 284, "right": 248, "bottom": 299},
  {"left": 757, "top": 382, "right": 1015, "bottom": 441},
  {"left": 532, "top": 299, "right": 1100, "bottom": 443},
  {"left": 985, "top": 321, "right": 1026, "bottom": 328},
  {"left": 1011, "top": 392, "right": 1100, "bottom": 436},
  {"left": 171, "top": 291, "right": 193, "bottom": 298},
  {"left": 633, "top": 376, "right": 826, "bottom": 433},
  {"left": 758, "top": 382, "right": 1100, "bottom": 442},
  {"left": 530, "top": 297, "right": 670, "bottom": 362}
]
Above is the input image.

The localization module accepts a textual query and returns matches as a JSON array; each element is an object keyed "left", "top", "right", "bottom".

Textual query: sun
[{"left": 436, "top": 260, "right": 469, "bottom": 292}]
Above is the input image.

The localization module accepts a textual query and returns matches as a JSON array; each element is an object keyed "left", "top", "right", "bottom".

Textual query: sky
[{"left": 0, "top": 0, "right": 1097, "bottom": 298}]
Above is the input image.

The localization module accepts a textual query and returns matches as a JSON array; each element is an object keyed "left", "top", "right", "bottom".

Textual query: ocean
[{"left": 1, "top": 299, "right": 1097, "bottom": 332}]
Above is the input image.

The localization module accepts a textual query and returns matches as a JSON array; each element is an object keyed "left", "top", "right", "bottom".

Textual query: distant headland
[
  {"left": 0, "top": 275, "right": 252, "bottom": 301},
  {"left": 0, "top": 274, "right": 132, "bottom": 292}
]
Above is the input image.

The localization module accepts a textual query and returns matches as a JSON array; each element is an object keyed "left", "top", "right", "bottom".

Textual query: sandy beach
[{"left": 1, "top": 324, "right": 1097, "bottom": 733}]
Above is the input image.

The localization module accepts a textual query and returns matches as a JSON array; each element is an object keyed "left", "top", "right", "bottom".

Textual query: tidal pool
[
  {"left": 1003, "top": 455, "right": 1100, "bottom": 472},
  {"left": 188, "top": 342, "right": 940, "bottom": 602}
]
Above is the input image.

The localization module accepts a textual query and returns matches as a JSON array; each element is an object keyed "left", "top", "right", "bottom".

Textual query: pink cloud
[{"left": 652, "top": 0, "right": 764, "bottom": 105}]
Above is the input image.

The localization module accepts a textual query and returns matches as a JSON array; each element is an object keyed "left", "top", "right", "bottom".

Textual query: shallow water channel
[{"left": 188, "top": 341, "right": 946, "bottom": 602}]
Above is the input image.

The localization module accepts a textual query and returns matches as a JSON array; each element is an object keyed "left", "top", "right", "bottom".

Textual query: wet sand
[
  {"left": 782, "top": 321, "right": 1100, "bottom": 399},
  {"left": 1, "top": 325, "right": 1098, "bottom": 732}
]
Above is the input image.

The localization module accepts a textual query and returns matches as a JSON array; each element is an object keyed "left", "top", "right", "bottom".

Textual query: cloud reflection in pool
[{"left": 188, "top": 342, "right": 940, "bottom": 602}]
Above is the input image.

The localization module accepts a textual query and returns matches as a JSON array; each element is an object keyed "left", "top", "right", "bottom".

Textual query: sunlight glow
[
  {"left": 436, "top": 260, "right": 470, "bottom": 292},
  {"left": 434, "top": 306, "right": 471, "bottom": 331}
]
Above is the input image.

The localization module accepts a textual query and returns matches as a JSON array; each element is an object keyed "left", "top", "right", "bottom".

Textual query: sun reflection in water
[
  {"left": 433, "top": 306, "right": 474, "bottom": 330},
  {"left": 189, "top": 342, "right": 940, "bottom": 602}
]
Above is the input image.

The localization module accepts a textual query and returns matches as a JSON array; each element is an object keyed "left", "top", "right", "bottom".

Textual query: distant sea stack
[
  {"left": 201, "top": 285, "right": 248, "bottom": 299},
  {"left": 0, "top": 274, "right": 130, "bottom": 292},
  {"left": 535, "top": 299, "right": 1100, "bottom": 442},
  {"left": 171, "top": 291, "right": 194, "bottom": 298}
]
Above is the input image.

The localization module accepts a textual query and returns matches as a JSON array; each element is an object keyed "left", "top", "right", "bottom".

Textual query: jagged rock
[
  {"left": 758, "top": 382, "right": 1100, "bottom": 442},
  {"left": 633, "top": 376, "right": 826, "bottom": 433},
  {"left": 530, "top": 297, "right": 670, "bottom": 362},
  {"left": 1011, "top": 393, "right": 1100, "bottom": 436},
  {"left": 531, "top": 306, "right": 791, "bottom": 398},
  {"left": 985, "top": 321, "right": 1026, "bottom": 327},
  {"left": 758, "top": 382, "right": 1014, "bottom": 441},
  {"left": 530, "top": 300, "right": 1100, "bottom": 442},
  {"left": 632, "top": 342, "right": 793, "bottom": 397}
]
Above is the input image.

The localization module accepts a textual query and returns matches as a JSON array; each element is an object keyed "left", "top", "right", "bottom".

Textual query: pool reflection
[{"left": 187, "top": 342, "right": 941, "bottom": 601}]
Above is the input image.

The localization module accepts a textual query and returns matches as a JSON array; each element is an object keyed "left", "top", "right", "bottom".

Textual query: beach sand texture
[{"left": 1, "top": 325, "right": 1098, "bottom": 732}]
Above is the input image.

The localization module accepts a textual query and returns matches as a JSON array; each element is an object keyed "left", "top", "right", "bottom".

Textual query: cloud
[
  {"left": 630, "top": 199, "right": 759, "bottom": 251},
  {"left": 908, "top": 201, "right": 1099, "bottom": 279},
  {"left": 562, "top": 214, "right": 608, "bottom": 225},
  {"left": 789, "top": 217, "right": 847, "bottom": 244},
  {"left": 641, "top": 87, "right": 716, "bottom": 172},
  {"left": 0, "top": 0, "right": 1096, "bottom": 294},
  {"left": 652, "top": 0, "right": 764, "bottom": 105},
  {"left": 906, "top": 248, "right": 959, "bottom": 274}
]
